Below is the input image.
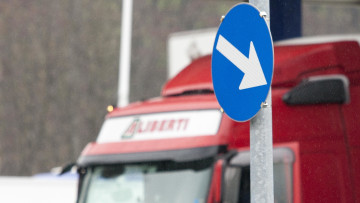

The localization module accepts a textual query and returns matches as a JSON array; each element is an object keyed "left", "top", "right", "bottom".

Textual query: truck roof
[
  {"left": 107, "top": 94, "right": 219, "bottom": 118},
  {"left": 275, "top": 34, "right": 360, "bottom": 46},
  {"left": 162, "top": 39, "right": 360, "bottom": 96}
]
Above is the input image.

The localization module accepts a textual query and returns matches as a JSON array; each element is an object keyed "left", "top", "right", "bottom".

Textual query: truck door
[{"left": 222, "top": 144, "right": 300, "bottom": 203}]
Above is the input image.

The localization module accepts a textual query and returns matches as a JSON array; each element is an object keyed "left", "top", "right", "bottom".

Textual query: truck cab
[{"left": 76, "top": 37, "right": 360, "bottom": 203}]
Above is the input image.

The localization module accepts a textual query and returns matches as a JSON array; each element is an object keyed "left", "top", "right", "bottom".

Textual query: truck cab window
[
  {"left": 223, "top": 166, "right": 250, "bottom": 203},
  {"left": 223, "top": 147, "right": 295, "bottom": 203},
  {"left": 77, "top": 158, "right": 214, "bottom": 203}
]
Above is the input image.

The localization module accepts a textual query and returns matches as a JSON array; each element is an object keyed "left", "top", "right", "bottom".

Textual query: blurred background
[{"left": 0, "top": 0, "right": 359, "bottom": 177}]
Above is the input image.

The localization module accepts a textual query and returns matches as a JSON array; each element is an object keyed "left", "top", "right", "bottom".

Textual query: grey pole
[
  {"left": 118, "top": 0, "right": 133, "bottom": 107},
  {"left": 248, "top": 0, "right": 274, "bottom": 203}
]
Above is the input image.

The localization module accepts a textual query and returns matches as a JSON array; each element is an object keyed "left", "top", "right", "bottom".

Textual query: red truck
[{"left": 75, "top": 37, "right": 360, "bottom": 203}]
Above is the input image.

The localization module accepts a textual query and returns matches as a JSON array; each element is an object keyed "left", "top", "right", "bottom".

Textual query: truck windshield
[{"left": 78, "top": 158, "right": 213, "bottom": 203}]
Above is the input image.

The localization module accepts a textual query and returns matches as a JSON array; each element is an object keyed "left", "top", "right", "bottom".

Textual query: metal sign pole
[
  {"left": 248, "top": 0, "right": 274, "bottom": 203},
  {"left": 118, "top": 0, "right": 133, "bottom": 107}
]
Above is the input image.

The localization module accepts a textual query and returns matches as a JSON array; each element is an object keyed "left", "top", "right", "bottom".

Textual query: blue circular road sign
[{"left": 212, "top": 3, "right": 274, "bottom": 122}]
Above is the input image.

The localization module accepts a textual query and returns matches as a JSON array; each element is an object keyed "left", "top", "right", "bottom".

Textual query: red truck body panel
[{"left": 79, "top": 40, "right": 360, "bottom": 202}]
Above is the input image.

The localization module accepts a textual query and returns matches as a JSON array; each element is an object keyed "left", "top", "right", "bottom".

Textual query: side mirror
[
  {"left": 283, "top": 74, "right": 350, "bottom": 105},
  {"left": 208, "top": 159, "right": 224, "bottom": 203},
  {"left": 51, "top": 163, "right": 77, "bottom": 175}
]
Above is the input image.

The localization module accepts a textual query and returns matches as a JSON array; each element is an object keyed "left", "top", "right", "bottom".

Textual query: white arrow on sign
[{"left": 216, "top": 35, "right": 267, "bottom": 90}]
